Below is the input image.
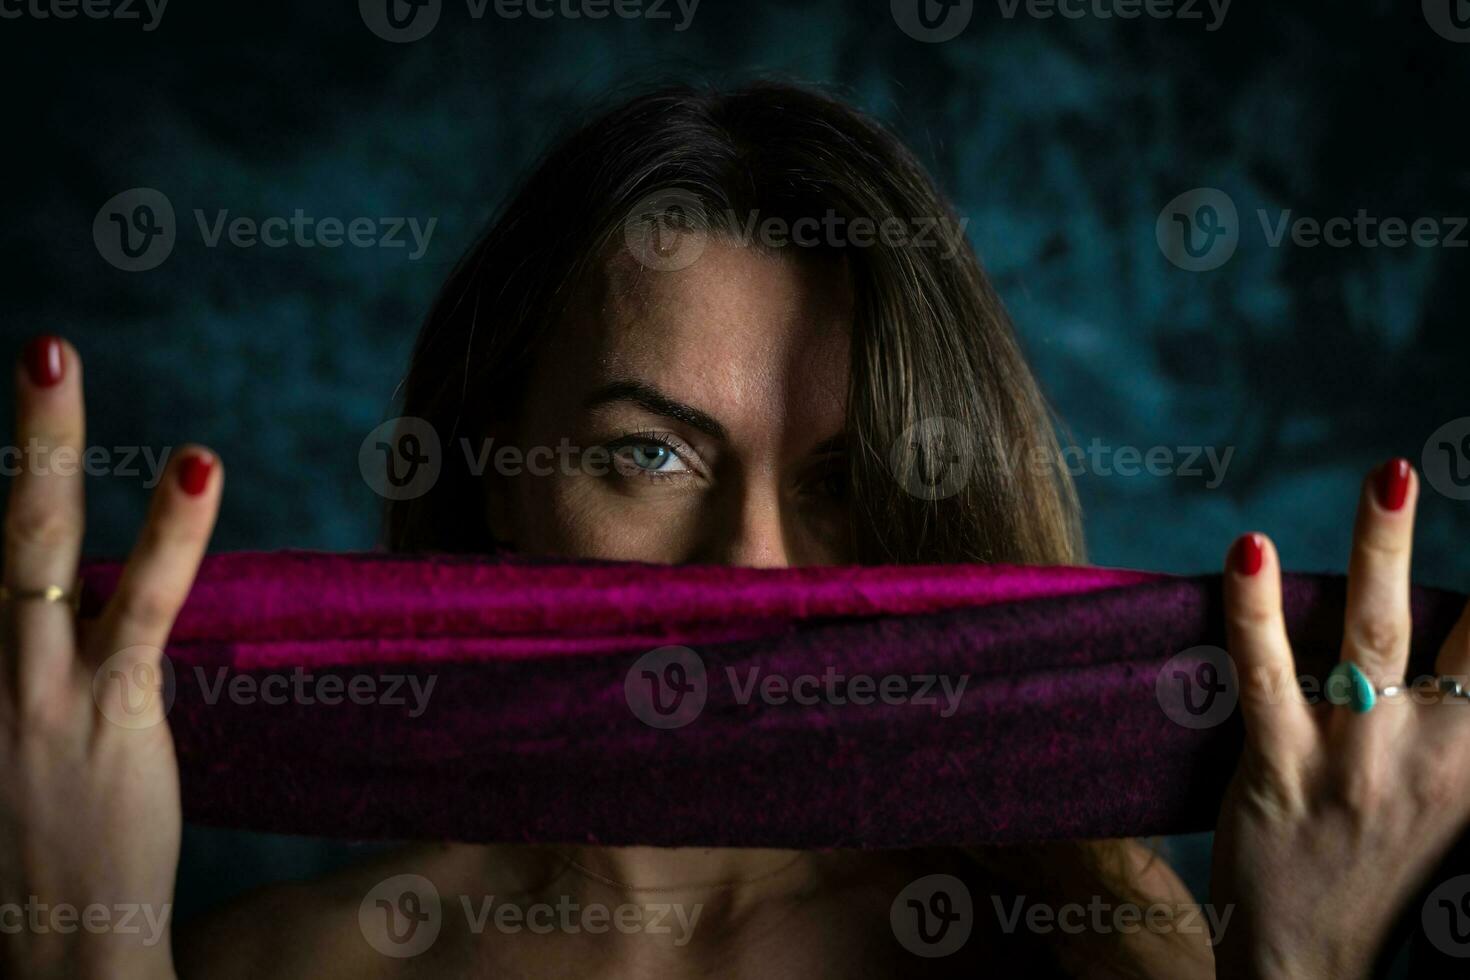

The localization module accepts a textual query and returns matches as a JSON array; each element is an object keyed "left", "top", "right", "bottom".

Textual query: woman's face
[{"left": 490, "top": 239, "right": 854, "bottom": 568}]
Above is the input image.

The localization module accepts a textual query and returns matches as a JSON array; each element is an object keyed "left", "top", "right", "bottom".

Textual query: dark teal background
[{"left": 2, "top": 0, "right": 1467, "bottom": 943}]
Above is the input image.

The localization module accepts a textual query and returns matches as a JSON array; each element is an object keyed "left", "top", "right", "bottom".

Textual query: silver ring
[
  {"left": 1437, "top": 676, "right": 1470, "bottom": 700},
  {"left": 1377, "top": 676, "right": 1470, "bottom": 701}
]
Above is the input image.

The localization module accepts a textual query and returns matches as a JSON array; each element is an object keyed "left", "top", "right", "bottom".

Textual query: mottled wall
[{"left": 3, "top": 0, "right": 1467, "bottom": 930}]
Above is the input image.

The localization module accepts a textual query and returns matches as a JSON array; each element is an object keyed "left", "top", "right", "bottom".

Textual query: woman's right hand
[{"left": 0, "top": 337, "right": 221, "bottom": 980}]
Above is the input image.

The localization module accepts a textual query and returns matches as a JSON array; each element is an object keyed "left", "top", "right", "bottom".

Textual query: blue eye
[
  {"left": 607, "top": 434, "right": 692, "bottom": 477},
  {"left": 626, "top": 443, "right": 672, "bottom": 471}
]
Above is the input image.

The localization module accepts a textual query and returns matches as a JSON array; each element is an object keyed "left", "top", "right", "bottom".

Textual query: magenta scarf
[{"left": 76, "top": 551, "right": 1465, "bottom": 848}]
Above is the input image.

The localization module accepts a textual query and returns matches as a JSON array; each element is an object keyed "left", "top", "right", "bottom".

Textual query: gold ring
[{"left": 0, "top": 583, "right": 81, "bottom": 610}]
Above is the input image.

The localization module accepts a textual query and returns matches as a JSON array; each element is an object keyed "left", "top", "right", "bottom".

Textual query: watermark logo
[
  {"left": 1160, "top": 189, "right": 1468, "bottom": 271},
  {"left": 92, "top": 646, "right": 175, "bottom": 730},
  {"left": 1423, "top": 874, "right": 1470, "bottom": 956},
  {"left": 360, "top": 417, "right": 442, "bottom": 501},
  {"left": 361, "top": 0, "right": 443, "bottom": 41},
  {"left": 360, "top": 874, "right": 443, "bottom": 958},
  {"left": 889, "top": 417, "right": 975, "bottom": 500},
  {"left": 623, "top": 195, "right": 970, "bottom": 270},
  {"left": 624, "top": 655, "right": 966, "bottom": 727},
  {"left": 1156, "top": 187, "right": 1238, "bottom": 271},
  {"left": 1155, "top": 645, "right": 1238, "bottom": 729},
  {"left": 94, "top": 189, "right": 437, "bottom": 269},
  {"left": 1424, "top": 0, "right": 1470, "bottom": 42},
  {"left": 94, "top": 188, "right": 176, "bottom": 272},
  {"left": 891, "top": 874, "right": 973, "bottom": 957},
  {"left": 92, "top": 657, "right": 436, "bottom": 728},
  {"left": 623, "top": 189, "right": 710, "bottom": 273},
  {"left": 892, "top": 0, "right": 973, "bottom": 42},
  {"left": 358, "top": 880, "right": 701, "bottom": 949},
  {"left": 1423, "top": 418, "right": 1470, "bottom": 501},
  {"left": 624, "top": 646, "right": 707, "bottom": 729}
]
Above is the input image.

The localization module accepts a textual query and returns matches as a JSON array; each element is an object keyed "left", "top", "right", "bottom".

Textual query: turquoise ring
[{"left": 1325, "top": 662, "right": 1380, "bottom": 714}]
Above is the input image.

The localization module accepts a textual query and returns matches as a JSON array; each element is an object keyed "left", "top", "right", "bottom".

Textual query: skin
[{"left": 1, "top": 241, "right": 1462, "bottom": 977}]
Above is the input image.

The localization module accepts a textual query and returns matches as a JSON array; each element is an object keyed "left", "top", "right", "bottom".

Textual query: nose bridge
[{"left": 715, "top": 476, "right": 792, "bottom": 569}]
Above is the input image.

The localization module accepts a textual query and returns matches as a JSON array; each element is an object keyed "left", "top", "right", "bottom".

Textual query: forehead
[{"left": 546, "top": 241, "right": 852, "bottom": 436}]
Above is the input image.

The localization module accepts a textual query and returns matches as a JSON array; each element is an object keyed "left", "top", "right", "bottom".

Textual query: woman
[{"left": 3, "top": 81, "right": 1467, "bottom": 978}]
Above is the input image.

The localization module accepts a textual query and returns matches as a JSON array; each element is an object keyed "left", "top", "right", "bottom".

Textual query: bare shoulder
[
  {"left": 1119, "top": 838, "right": 1195, "bottom": 904},
  {"left": 173, "top": 846, "right": 418, "bottom": 980},
  {"left": 173, "top": 842, "right": 537, "bottom": 980},
  {"left": 1105, "top": 839, "right": 1216, "bottom": 980}
]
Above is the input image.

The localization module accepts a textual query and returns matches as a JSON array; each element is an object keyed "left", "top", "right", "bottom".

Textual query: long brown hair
[{"left": 385, "top": 79, "right": 1176, "bottom": 974}]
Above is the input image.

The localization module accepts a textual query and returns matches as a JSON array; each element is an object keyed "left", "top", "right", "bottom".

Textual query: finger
[
  {"left": 1340, "top": 459, "right": 1417, "bottom": 690},
  {"left": 3, "top": 336, "right": 86, "bottom": 701},
  {"left": 89, "top": 447, "right": 220, "bottom": 729},
  {"left": 1224, "top": 532, "right": 1315, "bottom": 774}
]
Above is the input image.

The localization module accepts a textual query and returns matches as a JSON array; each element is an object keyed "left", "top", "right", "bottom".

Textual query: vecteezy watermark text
[
  {"left": 1156, "top": 645, "right": 1470, "bottom": 731},
  {"left": 620, "top": 190, "right": 971, "bottom": 272},
  {"left": 726, "top": 666, "right": 969, "bottom": 717},
  {"left": 0, "top": 0, "right": 167, "bottom": 30},
  {"left": 358, "top": 874, "right": 702, "bottom": 958},
  {"left": 94, "top": 188, "right": 437, "bottom": 272},
  {"left": 624, "top": 647, "right": 969, "bottom": 729},
  {"left": 193, "top": 667, "right": 436, "bottom": 718},
  {"left": 194, "top": 210, "right": 436, "bottom": 259},
  {"left": 0, "top": 899, "right": 171, "bottom": 946},
  {"left": 0, "top": 440, "right": 173, "bottom": 486},
  {"left": 994, "top": 0, "right": 1229, "bottom": 30},
  {"left": 991, "top": 895, "right": 1233, "bottom": 936},
  {"left": 888, "top": 417, "right": 1236, "bottom": 502},
  {"left": 359, "top": 0, "right": 699, "bottom": 43},
  {"left": 889, "top": 874, "right": 1232, "bottom": 960},
  {"left": 461, "top": 895, "right": 701, "bottom": 945},
  {"left": 891, "top": 0, "right": 1229, "bottom": 44},
  {"left": 92, "top": 651, "right": 437, "bottom": 730},
  {"left": 1016, "top": 439, "right": 1234, "bottom": 489},
  {"left": 1158, "top": 187, "right": 1468, "bottom": 271}
]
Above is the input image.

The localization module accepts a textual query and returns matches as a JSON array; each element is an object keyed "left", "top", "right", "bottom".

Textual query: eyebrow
[{"left": 582, "top": 379, "right": 728, "bottom": 441}]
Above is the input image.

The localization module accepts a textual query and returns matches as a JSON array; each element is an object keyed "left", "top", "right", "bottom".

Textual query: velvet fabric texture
[{"left": 76, "top": 551, "right": 1467, "bottom": 848}]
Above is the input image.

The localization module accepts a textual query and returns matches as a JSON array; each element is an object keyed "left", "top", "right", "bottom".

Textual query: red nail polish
[
  {"left": 1376, "top": 458, "right": 1411, "bottom": 512},
  {"left": 1233, "top": 533, "right": 1264, "bottom": 576},
  {"left": 178, "top": 452, "right": 214, "bottom": 496},
  {"left": 23, "top": 336, "right": 63, "bottom": 388}
]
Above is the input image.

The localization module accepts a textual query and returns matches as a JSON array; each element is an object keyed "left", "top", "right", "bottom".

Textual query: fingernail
[
  {"left": 1233, "top": 533, "right": 1264, "bottom": 576},
  {"left": 23, "top": 335, "right": 64, "bottom": 388},
  {"left": 1376, "top": 458, "right": 1411, "bottom": 512},
  {"left": 178, "top": 452, "right": 215, "bottom": 496}
]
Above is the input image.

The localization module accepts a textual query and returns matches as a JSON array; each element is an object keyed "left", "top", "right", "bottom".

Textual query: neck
[{"left": 555, "top": 845, "right": 817, "bottom": 908}]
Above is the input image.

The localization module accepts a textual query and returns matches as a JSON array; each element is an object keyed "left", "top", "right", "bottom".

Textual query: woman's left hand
[{"left": 1209, "top": 459, "right": 1470, "bottom": 979}]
